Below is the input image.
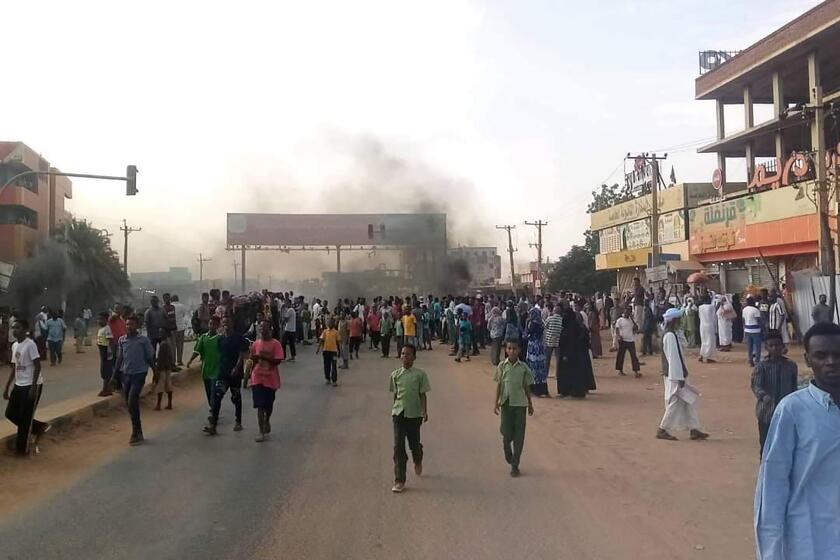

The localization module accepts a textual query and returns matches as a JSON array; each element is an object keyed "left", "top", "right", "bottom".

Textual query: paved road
[{"left": 0, "top": 341, "right": 748, "bottom": 559}]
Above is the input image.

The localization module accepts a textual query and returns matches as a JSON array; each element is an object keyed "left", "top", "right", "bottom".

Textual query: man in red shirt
[
  {"left": 368, "top": 308, "right": 381, "bottom": 350},
  {"left": 348, "top": 313, "right": 364, "bottom": 359}
]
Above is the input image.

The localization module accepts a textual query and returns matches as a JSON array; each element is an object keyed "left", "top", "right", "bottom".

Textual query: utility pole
[
  {"left": 119, "top": 219, "right": 142, "bottom": 273},
  {"left": 197, "top": 253, "right": 212, "bottom": 292},
  {"left": 525, "top": 220, "right": 548, "bottom": 295},
  {"left": 626, "top": 153, "right": 668, "bottom": 270},
  {"left": 233, "top": 258, "right": 239, "bottom": 288},
  {"left": 496, "top": 225, "right": 518, "bottom": 295}
]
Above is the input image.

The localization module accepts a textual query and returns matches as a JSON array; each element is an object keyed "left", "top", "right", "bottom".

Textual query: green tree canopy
[
  {"left": 546, "top": 245, "right": 613, "bottom": 296},
  {"left": 5, "top": 218, "right": 130, "bottom": 317}
]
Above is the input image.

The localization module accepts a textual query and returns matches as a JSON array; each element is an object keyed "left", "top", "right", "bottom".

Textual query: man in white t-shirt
[
  {"left": 614, "top": 307, "right": 641, "bottom": 377},
  {"left": 3, "top": 319, "right": 49, "bottom": 455},
  {"left": 171, "top": 295, "right": 189, "bottom": 366},
  {"left": 282, "top": 304, "right": 297, "bottom": 362}
]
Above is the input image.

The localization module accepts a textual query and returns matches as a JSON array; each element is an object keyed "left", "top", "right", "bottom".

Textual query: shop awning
[{"left": 667, "top": 260, "right": 704, "bottom": 273}]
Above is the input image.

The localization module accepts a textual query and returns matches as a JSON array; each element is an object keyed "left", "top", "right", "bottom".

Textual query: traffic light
[{"left": 126, "top": 165, "right": 138, "bottom": 195}]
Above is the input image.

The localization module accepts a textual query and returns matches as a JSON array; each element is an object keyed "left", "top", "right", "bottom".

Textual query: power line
[
  {"left": 197, "top": 253, "right": 213, "bottom": 292},
  {"left": 496, "top": 225, "right": 518, "bottom": 294},
  {"left": 119, "top": 219, "right": 142, "bottom": 273},
  {"left": 525, "top": 220, "right": 548, "bottom": 295}
]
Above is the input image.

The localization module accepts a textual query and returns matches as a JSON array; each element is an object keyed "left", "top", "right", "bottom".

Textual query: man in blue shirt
[
  {"left": 113, "top": 316, "right": 155, "bottom": 446},
  {"left": 755, "top": 321, "right": 840, "bottom": 559}
]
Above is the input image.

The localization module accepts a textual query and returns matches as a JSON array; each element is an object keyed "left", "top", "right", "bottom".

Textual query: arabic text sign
[
  {"left": 689, "top": 198, "right": 752, "bottom": 254},
  {"left": 598, "top": 210, "right": 685, "bottom": 254},
  {"left": 590, "top": 185, "right": 685, "bottom": 230}
]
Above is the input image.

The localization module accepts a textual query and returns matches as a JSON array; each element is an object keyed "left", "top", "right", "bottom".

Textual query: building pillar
[
  {"left": 743, "top": 86, "right": 755, "bottom": 178},
  {"left": 715, "top": 99, "right": 727, "bottom": 182},
  {"left": 772, "top": 71, "right": 786, "bottom": 162},
  {"left": 809, "top": 51, "right": 832, "bottom": 274}
]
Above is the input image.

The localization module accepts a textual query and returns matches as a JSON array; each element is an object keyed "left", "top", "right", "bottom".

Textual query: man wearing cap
[{"left": 657, "top": 307, "right": 709, "bottom": 441}]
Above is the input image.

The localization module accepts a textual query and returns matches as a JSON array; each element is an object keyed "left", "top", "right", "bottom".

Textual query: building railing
[{"left": 698, "top": 50, "right": 741, "bottom": 75}]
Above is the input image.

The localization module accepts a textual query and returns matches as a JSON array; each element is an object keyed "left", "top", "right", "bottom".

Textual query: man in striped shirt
[
  {"left": 543, "top": 305, "right": 563, "bottom": 373},
  {"left": 751, "top": 329, "right": 798, "bottom": 457}
]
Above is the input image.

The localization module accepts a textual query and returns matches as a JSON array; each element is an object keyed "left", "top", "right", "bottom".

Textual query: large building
[
  {"left": 447, "top": 246, "right": 502, "bottom": 289},
  {"left": 0, "top": 142, "right": 72, "bottom": 263},
  {"left": 692, "top": 0, "right": 840, "bottom": 292},
  {"left": 591, "top": 183, "right": 721, "bottom": 292}
]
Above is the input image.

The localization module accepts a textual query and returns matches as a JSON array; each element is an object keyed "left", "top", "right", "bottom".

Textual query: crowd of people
[{"left": 6, "top": 279, "right": 840, "bottom": 556}]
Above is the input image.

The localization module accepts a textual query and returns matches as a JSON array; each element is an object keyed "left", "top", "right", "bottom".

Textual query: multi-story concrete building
[
  {"left": 448, "top": 246, "right": 502, "bottom": 289},
  {"left": 0, "top": 142, "right": 72, "bottom": 263},
  {"left": 692, "top": 0, "right": 840, "bottom": 292}
]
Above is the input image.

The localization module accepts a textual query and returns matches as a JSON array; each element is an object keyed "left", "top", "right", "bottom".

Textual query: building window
[
  {"left": 0, "top": 168, "right": 38, "bottom": 194},
  {"left": 0, "top": 205, "right": 38, "bottom": 229}
]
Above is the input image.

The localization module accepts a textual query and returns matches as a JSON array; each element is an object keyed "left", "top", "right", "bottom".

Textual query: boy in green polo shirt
[
  {"left": 187, "top": 316, "right": 221, "bottom": 416},
  {"left": 494, "top": 340, "right": 534, "bottom": 477},
  {"left": 389, "top": 344, "right": 430, "bottom": 493}
]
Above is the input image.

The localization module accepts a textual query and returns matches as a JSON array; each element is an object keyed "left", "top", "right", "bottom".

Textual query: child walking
[
  {"left": 154, "top": 329, "right": 175, "bottom": 410},
  {"left": 389, "top": 344, "right": 430, "bottom": 493},
  {"left": 316, "top": 319, "right": 339, "bottom": 386},
  {"left": 494, "top": 341, "right": 534, "bottom": 477},
  {"left": 249, "top": 319, "right": 283, "bottom": 442}
]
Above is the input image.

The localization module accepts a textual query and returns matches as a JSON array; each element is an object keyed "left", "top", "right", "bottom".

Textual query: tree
[
  {"left": 546, "top": 245, "right": 614, "bottom": 296},
  {"left": 587, "top": 183, "right": 634, "bottom": 214},
  {"left": 5, "top": 218, "right": 130, "bottom": 317}
]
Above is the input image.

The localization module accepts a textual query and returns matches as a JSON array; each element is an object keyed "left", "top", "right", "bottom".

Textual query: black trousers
[
  {"left": 282, "top": 331, "right": 296, "bottom": 358},
  {"left": 370, "top": 331, "right": 381, "bottom": 349},
  {"left": 5, "top": 384, "right": 47, "bottom": 454},
  {"left": 641, "top": 332, "right": 654, "bottom": 355},
  {"left": 211, "top": 377, "right": 242, "bottom": 424},
  {"left": 381, "top": 334, "right": 392, "bottom": 357},
  {"left": 350, "top": 337, "right": 362, "bottom": 356},
  {"left": 322, "top": 351, "right": 338, "bottom": 383},
  {"left": 392, "top": 413, "right": 423, "bottom": 483},
  {"left": 758, "top": 419, "right": 771, "bottom": 458},
  {"left": 615, "top": 340, "right": 640, "bottom": 372}
]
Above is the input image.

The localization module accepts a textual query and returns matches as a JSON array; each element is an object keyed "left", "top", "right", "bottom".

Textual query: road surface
[{"left": 0, "top": 338, "right": 768, "bottom": 559}]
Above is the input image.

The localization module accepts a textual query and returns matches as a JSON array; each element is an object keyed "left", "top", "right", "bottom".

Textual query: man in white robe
[
  {"left": 716, "top": 295, "right": 734, "bottom": 351},
  {"left": 657, "top": 307, "right": 709, "bottom": 441},
  {"left": 697, "top": 296, "right": 717, "bottom": 363}
]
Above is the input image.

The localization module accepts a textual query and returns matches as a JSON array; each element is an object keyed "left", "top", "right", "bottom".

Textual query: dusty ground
[{"left": 0, "top": 334, "right": 782, "bottom": 559}]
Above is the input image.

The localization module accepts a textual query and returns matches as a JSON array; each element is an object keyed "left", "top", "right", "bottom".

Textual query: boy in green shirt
[
  {"left": 494, "top": 341, "right": 534, "bottom": 477},
  {"left": 187, "top": 316, "right": 221, "bottom": 414},
  {"left": 389, "top": 344, "right": 430, "bottom": 493}
]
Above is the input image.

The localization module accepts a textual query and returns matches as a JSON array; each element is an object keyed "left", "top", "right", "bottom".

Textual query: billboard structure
[
  {"left": 226, "top": 213, "right": 446, "bottom": 249},
  {"left": 225, "top": 213, "right": 448, "bottom": 293}
]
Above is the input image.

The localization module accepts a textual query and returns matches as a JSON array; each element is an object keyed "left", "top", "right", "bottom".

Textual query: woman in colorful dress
[{"left": 525, "top": 308, "right": 549, "bottom": 397}]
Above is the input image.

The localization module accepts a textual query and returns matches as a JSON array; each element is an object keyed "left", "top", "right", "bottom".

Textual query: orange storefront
[{"left": 688, "top": 184, "right": 821, "bottom": 292}]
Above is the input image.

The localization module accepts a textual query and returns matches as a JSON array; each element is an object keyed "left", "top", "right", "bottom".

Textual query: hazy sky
[{"left": 3, "top": 0, "right": 823, "bottom": 282}]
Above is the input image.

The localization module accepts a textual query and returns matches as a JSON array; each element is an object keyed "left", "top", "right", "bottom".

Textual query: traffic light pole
[{"left": 0, "top": 166, "right": 139, "bottom": 196}]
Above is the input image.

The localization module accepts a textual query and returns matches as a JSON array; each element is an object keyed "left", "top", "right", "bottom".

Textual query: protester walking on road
[
  {"left": 154, "top": 331, "right": 175, "bottom": 411},
  {"left": 171, "top": 295, "right": 188, "bottom": 366},
  {"left": 317, "top": 319, "right": 339, "bottom": 386},
  {"left": 96, "top": 311, "right": 115, "bottom": 397},
  {"left": 494, "top": 341, "right": 535, "bottom": 477},
  {"left": 282, "top": 302, "right": 297, "bottom": 362},
  {"left": 380, "top": 310, "right": 393, "bottom": 358},
  {"left": 525, "top": 308, "right": 548, "bottom": 397},
  {"left": 698, "top": 296, "right": 717, "bottom": 363},
  {"left": 755, "top": 322, "right": 840, "bottom": 558},
  {"left": 743, "top": 297, "right": 764, "bottom": 367},
  {"left": 4, "top": 319, "right": 50, "bottom": 455},
  {"left": 750, "top": 329, "right": 797, "bottom": 457},
  {"left": 488, "top": 306, "right": 505, "bottom": 366},
  {"left": 187, "top": 316, "right": 221, "bottom": 411},
  {"left": 657, "top": 308, "right": 709, "bottom": 442},
  {"left": 390, "top": 344, "right": 430, "bottom": 493},
  {"left": 73, "top": 311, "right": 86, "bottom": 354},
  {"left": 811, "top": 293, "right": 834, "bottom": 325},
  {"left": 113, "top": 315, "right": 155, "bottom": 446},
  {"left": 205, "top": 316, "right": 249, "bottom": 434},
  {"left": 543, "top": 304, "right": 563, "bottom": 372},
  {"left": 144, "top": 296, "right": 167, "bottom": 353},
  {"left": 45, "top": 311, "right": 66, "bottom": 366},
  {"left": 249, "top": 319, "right": 284, "bottom": 443},
  {"left": 614, "top": 307, "right": 641, "bottom": 378}
]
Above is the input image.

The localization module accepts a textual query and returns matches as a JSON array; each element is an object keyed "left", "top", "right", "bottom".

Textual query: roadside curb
[{"left": 1, "top": 367, "right": 201, "bottom": 448}]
